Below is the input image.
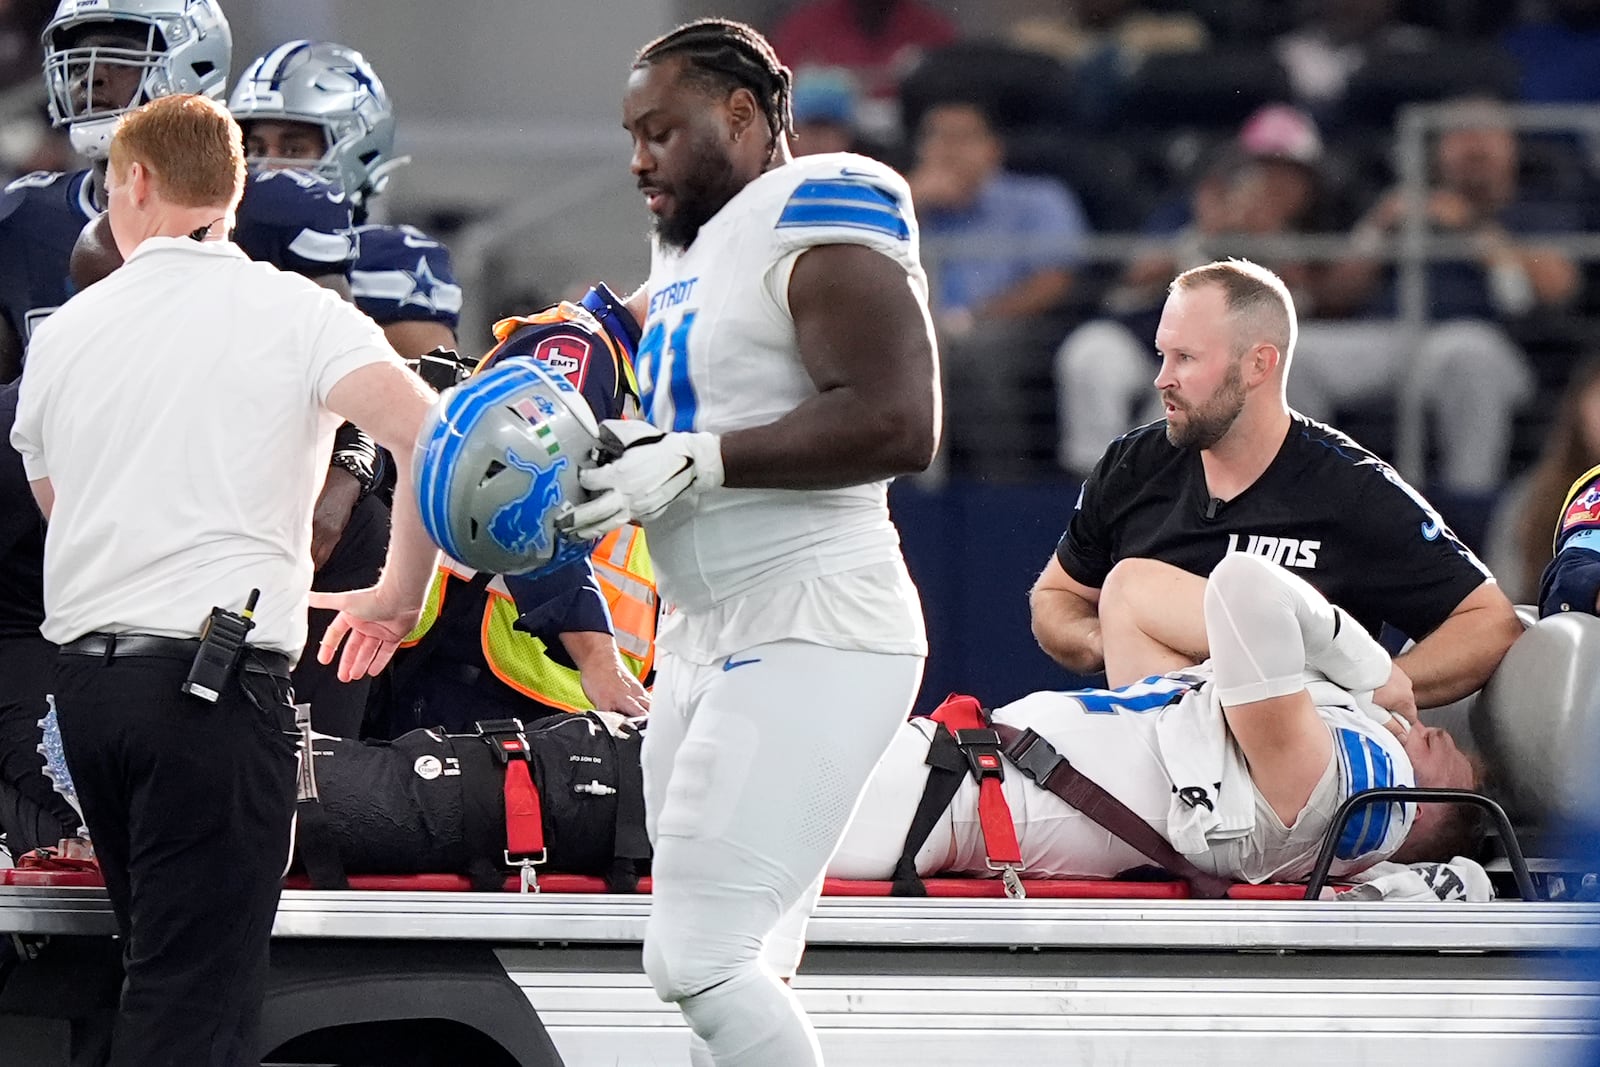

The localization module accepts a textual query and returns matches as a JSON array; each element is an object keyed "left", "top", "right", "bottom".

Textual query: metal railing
[{"left": 439, "top": 103, "right": 1600, "bottom": 486}]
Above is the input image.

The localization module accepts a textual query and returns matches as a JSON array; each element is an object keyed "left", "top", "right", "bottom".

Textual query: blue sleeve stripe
[
  {"left": 1335, "top": 729, "right": 1398, "bottom": 858},
  {"left": 776, "top": 200, "right": 910, "bottom": 239},
  {"left": 787, "top": 178, "right": 901, "bottom": 210}
]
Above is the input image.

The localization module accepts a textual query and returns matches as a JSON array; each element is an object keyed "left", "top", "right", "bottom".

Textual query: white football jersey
[
  {"left": 639, "top": 153, "right": 928, "bottom": 662},
  {"left": 831, "top": 671, "right": 1416, "bottom": 884}
]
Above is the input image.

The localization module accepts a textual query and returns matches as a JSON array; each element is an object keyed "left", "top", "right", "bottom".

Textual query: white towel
[
  {"left": 1156, "top": 683, "right": 1256, "bottom": 855},
  {"left": 1328, "top": 857, "right": 1494, "bottom": 902}
]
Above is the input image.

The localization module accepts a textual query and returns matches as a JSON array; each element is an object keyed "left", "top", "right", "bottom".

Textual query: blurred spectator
[
  {"left": 909, "top": 99, "right": 1088, "bottom": 477},
  {"left": 772, "top": 0, "right": 958, "bottom": 133},
  {"left": 1486, "top": 354, "right": 1600, "bottom": 603},
  {"left": 1502, "top": 0, "right": 1600, "bottom": 104},
  {"left": 0, "top": 0, "right": 52, "bottom": 91},
  {"left": 1009, "top": 0, "right": 1208, "bottom": 127},
  {"left": 1293, "top": 97, "right": 1581, "bottom": 495},
  {"left": 1055, "top": 104, "right": 1327, "bottom": 474},
  {"left": 787, "top": 67, "right": 862, "bottom": 157},
  {"left": 910, "top": 100, "right": 1088, "bottom": 334},
  {"left": 1274, "top": 0, "right": 1435, "bottom": 123}
]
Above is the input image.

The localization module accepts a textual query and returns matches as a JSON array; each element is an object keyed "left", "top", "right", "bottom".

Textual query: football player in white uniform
[
  {"left": 832, "top": 553, "right": 1485, "bottom": 886},
  {"left": 566, "top": 18, "right": 939, "bottom": 1067}
]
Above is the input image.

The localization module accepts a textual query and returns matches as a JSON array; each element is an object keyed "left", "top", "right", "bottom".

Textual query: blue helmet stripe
[
  {"left": 269, "top": 40, "right": 314, "bottom": 89},
  {"left": 427, "top": 365, "right": 543, "bottom": 561},
  {"left": 417, "top": 360, "right": 550, "bottom": 562}
]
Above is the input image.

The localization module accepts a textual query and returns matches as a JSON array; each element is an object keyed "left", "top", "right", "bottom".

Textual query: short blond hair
[
  {"left": 109, "top": 94, "right": 244, "bottom": 210},
  {"left": 1172, "top": 259, "right": 1297, "bottom": 370}
]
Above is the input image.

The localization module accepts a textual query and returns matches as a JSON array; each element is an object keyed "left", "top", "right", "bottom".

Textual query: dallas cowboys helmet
[
  {"left": 228, "top": 40, "right": 398, "bottom": 209},
  {"left": 43, "top": 0, "right": 232, "bottom": 159},
  {"left": 415, "top": 357, "right": 604, "bottom": 577}
]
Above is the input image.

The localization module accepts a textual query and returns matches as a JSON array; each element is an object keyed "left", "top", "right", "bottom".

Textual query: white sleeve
[{"left": 305, "top": 286, "right": 406, "bottom": 405}]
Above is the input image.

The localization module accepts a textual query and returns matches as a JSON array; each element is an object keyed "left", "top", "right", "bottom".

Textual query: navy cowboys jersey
[
  {"left": 0, "top": 169, "right": 95, "bottom": 351},
  {"left": 351, "top": 224, "right": 461, "bottom": 330},
  {"left": 233, "top": 167, "right": 357, "bottom": 278}
]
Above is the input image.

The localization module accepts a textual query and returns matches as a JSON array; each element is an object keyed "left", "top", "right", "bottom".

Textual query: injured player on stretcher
[
  {"left": 832, "top": 552, "right": 1483, "bottom": 887},
  {"left": 31, "top": 554, "right": 1487, "bottom": 893}
]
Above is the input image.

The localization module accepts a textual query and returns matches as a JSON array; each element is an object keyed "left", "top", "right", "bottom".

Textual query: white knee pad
[{"left": 1208, "top": 553, "right": 1389, "bottom": 696}]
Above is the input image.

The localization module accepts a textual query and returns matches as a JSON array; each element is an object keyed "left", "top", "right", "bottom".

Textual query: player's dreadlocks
[{"left": 636, "top": 18, "right": 794, "bottom": 161}]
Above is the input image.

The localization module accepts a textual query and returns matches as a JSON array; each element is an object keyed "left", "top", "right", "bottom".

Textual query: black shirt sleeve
[
  {"left": 1350, "top": 463, "right": 1492, "bottom": 640},
  {"left": 1054, "top": 443, "right": 1123, "bottom": 588}
]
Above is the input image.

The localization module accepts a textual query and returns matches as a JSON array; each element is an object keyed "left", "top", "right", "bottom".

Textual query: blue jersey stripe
[
  {"left": 787, "top": 178, "right": 901, "bottom": 210},
  {"left": 1335, "top": 729, "right": 1370, "bottom": 860},
  {"left": 1334, "top": 728, "right": 1400, "bottom": 859},
  {"left": 776, "top": 200, "right": 910, "bottom": 240},
  {"left": 1361, "top": 739, "right": 1396, "bottom": 855}
]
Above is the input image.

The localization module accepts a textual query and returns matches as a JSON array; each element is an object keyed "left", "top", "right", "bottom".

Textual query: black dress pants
[
  {"left": 53, "top": 652, "right": 297, "bottom": 1067},
  {"left": 0, "top": 634, "right": 80, "bottom": 853}
]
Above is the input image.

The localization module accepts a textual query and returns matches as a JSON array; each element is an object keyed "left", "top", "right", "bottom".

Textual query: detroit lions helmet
[
  {"left": 228, "top": 40, "right": 398, "bottom": 209},
  {"left": 415, "top": 357, "right": 604, "bottom": 577},
  {"left": 43, "top": 0, "right": 232, "bottom": 159}
]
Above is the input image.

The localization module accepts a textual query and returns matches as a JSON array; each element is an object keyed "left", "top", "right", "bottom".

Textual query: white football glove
[{"left": 563, "top": 419, "right": 724, "bottom": 540}]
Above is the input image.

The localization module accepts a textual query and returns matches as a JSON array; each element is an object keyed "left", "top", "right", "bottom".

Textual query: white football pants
[{"left": 641, "top": 639, "right": 923, "bottom": 1067}]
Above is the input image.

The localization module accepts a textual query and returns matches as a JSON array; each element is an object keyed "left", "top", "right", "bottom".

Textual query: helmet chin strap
[{"left": 69, "top": 116, "right": 119, "bottom": 161}]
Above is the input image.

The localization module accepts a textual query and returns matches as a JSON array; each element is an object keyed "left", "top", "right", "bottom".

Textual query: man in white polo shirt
[{"left": 9, "top": 94, "right": 438, "bottom": 1067}]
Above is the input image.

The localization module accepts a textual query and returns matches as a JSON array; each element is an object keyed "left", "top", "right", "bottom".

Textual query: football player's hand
[
  {"left": 310, "top": 467, "right": 362, "bottom": 572},
  {"left": 564, "top": 420, "right": 723, "bottom": 540},
  {"left": 1372, "top": 661, "right": 1419, "bottom": 728}
]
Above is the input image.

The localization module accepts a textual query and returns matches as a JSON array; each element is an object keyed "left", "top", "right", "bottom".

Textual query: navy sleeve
[
  {"left": 504, "top": 559, "right": 613, "bottom": 639},
  {"left": 351, "top": 225, "right": 462, "bottom": 329},
  {"left": 1540, "top": 536, "right": 1600, "bottom": 618},
  {"left": 233, "top": 168, "right": 356, "bottom": 278},
  {"left": 492, "top": 321, "right": 621, "bottom": 422}
]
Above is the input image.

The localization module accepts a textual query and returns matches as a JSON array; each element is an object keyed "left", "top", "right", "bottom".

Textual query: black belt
[{"left": 60, "top": 633, "right": 293, "bottom": 679}]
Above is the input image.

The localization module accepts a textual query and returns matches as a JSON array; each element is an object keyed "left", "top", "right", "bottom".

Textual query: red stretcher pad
[{"left": 0, "top": 867, "right": 1305, "bottom": 899}]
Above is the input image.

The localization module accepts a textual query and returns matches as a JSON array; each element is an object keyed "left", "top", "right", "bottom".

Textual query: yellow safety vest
[{"left": 401, "top": 525, "right": 657, "bottom": 713}]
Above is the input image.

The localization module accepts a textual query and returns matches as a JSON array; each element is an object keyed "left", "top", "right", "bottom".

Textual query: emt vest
[{"left": 401, "top": 525, "right": 657, "bottom": 711}]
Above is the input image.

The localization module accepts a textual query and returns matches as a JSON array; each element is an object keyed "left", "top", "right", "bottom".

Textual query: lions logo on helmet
[
  {"left": 415, "top": 358, "right": 603, "bottom": 577},
  {"left": 43, "top": 0, "right": 233, "bottom": 159}
]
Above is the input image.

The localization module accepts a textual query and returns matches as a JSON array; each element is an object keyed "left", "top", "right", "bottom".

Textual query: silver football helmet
[
  {"left": 42, "top": 0, "right": 232, "bottom": 159},
  {"left": 415, "top": 357, "right": 604, "bottom": 577},
  {"left": 228, "top": 40, "right": 399, "bottom": 209}
]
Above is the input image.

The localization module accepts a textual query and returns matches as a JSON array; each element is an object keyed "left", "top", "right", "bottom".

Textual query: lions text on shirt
[
  {"left": 10, "top": 237, "right": 402, "bottom": 655},
  {"left": 639, "top": 152, "right": 928, "bottom": 662},
  {"left": 1056, "top": 415, "right": 1493, "bottom": 641}
]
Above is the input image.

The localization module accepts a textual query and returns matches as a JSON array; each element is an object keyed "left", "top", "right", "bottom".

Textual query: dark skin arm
[
  {"left": 0, "top": 317, "right": 19, "bottom": 385},
  {"left": 718, "top": 243, "right": 940, "bottom": 488}
]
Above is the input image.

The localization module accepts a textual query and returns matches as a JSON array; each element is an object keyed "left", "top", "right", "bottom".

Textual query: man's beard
[
  {"left": 1164, "top": 359, "right": 1246, "bottom": 450},
  {"left": 652, "top": 143, "right": 739, "bottom": 252}
]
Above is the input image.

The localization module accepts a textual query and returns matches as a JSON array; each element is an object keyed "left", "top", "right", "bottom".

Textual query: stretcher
[
  {"left": 3, "top": 859, "right": 1597, "bottom": 1067},
  {"left": 4, "top": 617, "right": 1595, "bottom": 1065}
]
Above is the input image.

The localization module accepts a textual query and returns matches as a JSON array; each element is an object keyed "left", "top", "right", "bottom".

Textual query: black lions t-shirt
[{"left": 1055, "top": 415, "right": 1490, "bottom": 641}]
